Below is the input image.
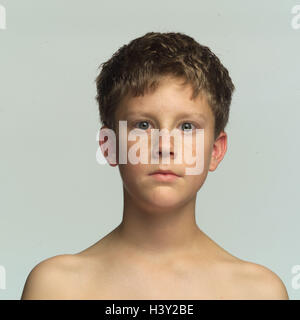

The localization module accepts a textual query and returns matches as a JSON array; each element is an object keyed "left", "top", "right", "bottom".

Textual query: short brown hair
[{"left": 95, "top": 31, "right": 235, "bottom": 141}]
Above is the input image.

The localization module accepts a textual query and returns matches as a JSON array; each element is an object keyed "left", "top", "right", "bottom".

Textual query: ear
[
  {"left": 209, "top": 131, "right": 227, "bottom": 171},
  {"left": 99, "top": 125, "right": 118, "bottom": 167}
]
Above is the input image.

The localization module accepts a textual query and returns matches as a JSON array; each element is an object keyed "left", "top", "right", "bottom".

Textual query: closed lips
[{"left": 150, "top": 170, "right": 180, "bottom": 176}]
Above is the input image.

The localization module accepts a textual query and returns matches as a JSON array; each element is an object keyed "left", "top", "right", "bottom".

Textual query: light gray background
[{"left": 0, "top": 0, "right": 299, "bottom": 300}]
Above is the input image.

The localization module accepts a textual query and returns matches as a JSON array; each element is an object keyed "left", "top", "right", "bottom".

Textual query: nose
[{"left": 151, "top": 128, "right": 177, "bottom": 162}]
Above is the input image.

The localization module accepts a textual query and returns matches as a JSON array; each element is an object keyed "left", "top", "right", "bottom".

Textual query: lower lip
[{"left": 150, "top": 173, "right": 179, "bottom": 182}]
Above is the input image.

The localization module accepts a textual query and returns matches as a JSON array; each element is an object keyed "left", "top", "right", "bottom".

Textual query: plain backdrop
[{"left": 0, "top": 0, "right": 299, "bottom": 300}]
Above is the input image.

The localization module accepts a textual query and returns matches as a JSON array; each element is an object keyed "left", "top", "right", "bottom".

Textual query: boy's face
[{"left": 100, "top": 76, "right": 227, "bottom": 209}]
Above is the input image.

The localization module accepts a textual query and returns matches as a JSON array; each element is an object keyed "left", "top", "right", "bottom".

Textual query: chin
[{"left": 146, "top": 189, "right": 184, "bottom": 209}]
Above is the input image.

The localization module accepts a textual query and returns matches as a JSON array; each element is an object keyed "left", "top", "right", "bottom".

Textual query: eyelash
[{"left": 132, "top": 120, "right": 200, "bottom": 131}]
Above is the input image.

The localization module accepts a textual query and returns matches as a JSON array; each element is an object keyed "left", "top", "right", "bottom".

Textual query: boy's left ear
[
  {"left": 209, "top": 131, "right": 227, "bottom": 171},
  {"left": 99, "top": 125, "right": 118, "bottom": 167}
]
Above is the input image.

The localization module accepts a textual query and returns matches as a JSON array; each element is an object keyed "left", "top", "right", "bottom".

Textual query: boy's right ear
[{"left": 99, "top": 125, "right": 118, "bottom": 167}]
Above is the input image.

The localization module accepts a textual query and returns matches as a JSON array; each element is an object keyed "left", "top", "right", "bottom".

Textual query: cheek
[
  {"left": 183, "top": 174, "right": 208, "bottom": 196},
  {"left": 179, "top": 133, "right": 211, "bottom": 171},
  {"left": 118, "top": 162, "right": 143, "bottom": 181},
  {"left": 117, "top": 133, "right": 150, "bottom": 164}
]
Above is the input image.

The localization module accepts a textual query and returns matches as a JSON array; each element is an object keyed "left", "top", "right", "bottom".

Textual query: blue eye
[
  {"left": 135, "top": 121, "right": 150, "bottom": 130},
  {"left": 181, "top": 122, "right": 195, "bottom": 131}
]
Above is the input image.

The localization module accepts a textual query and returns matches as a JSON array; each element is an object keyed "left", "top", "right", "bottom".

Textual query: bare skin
[
  {"left": 72, "top": 226, "right": 289, "bottom": 300},
  {"left": 21, "top": 226, "right": 289, "bottom": 300},
  {"left": 21, "top": 76, "right": 289, "bottom": 300}
]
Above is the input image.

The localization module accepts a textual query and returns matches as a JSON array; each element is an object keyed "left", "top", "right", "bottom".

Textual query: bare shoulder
[
  {"left": 234, "top": 260, "right": 289, "bottom": 300},
  {"left": 21, "top": 254, "right": 82, "bottom": 300}
]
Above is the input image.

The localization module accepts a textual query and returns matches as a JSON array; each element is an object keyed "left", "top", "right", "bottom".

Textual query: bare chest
[{"left": 76, "top": 264, "right": 236, "bottom": 300}]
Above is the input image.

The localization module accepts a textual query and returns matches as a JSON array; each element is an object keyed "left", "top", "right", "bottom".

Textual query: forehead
[{"left": 115, "top": 77, "right": 214, "bottom": 121}]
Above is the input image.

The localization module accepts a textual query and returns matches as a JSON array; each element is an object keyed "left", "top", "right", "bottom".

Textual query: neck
[{"left": 115, "top": 186, "right": 203, "bottom": 258}]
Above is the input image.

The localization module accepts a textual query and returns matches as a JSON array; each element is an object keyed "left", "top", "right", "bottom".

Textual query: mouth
[{"left": 149, "top": 170, "right": 181, "bottom": 182}]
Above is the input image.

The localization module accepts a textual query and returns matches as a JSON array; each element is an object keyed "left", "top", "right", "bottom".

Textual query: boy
[{"left": 21, "top": 32, "right": 289, "bottom": 300}]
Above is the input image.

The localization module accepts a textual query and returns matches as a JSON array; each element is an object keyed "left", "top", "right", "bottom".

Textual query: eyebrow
[{"left": 125, "top": 111, "right": 207, "bottom": 121}]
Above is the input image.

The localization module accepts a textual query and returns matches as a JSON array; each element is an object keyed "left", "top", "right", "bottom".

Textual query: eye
[
  {"left": 134, "top": 121, "right": 151, "bottom": 130},
  {"left": 181, "top": 122, "right": 195, "bottom": 131}
]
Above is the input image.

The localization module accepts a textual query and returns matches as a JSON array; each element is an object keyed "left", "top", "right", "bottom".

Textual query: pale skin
[{"left": 21, "top": 76, "right": 289, "bottom": 300}]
